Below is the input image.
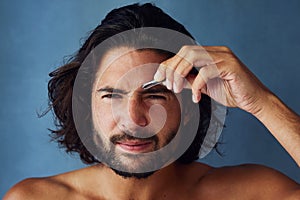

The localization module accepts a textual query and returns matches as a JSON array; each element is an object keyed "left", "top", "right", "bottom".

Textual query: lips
[{"left": 116, "top": 140, "right": 154, "bottom": 153}]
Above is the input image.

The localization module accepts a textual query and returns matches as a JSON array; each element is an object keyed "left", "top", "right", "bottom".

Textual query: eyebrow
[
  {"left": 97, "top": 85, "right": 173, "bottom": 95},
  {"left": 140, "top": 85, "right": 173, "bottom": 95},
  {"left": 97, "top": 87, "right": 129, "bottom": 94}
]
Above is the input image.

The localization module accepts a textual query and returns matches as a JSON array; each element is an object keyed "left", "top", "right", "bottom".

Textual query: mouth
[{"left": 115, "top": 140, "right": 154, "bottom": 153}]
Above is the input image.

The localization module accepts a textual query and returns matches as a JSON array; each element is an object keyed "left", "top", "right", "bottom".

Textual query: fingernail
[
  {"left": 173, "top": 84, "right": 179, "bottom": 93},
  {"left": 192, "top": 94, "right": 198, "bottom": 103},
  {"left": 166, "top": 79, "right": 172, "bottom": 90},
  {"left": 154, "top": 71, "right": 162, "bottom": 81}
]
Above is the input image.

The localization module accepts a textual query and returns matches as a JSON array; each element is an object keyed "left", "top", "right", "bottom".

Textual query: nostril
[{"left": 137, "top": 119, "right": 148, "bottom": 127}]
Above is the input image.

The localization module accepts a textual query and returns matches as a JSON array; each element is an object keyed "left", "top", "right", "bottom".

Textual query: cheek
[
  {"left": 159, "top": 100, "right": 181, "bottom": 133},
  {"left": 92, "top": 100, "right": 116, "bottom": 135},
  {"left": 166, "top": 107, "right": 181, "bottom": 129}
]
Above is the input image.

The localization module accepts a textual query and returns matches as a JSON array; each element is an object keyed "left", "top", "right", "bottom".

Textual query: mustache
[{"left": 110, "top": 132, "right": 158, "bottom": 144}]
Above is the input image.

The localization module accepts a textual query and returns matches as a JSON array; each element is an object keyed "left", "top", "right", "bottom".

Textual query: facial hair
[
  {"left": 92, "top": 130, "right": 177, "bottom": 179},
  {"left": 110, "top": 167, "right": 157, "bottom": 179}
]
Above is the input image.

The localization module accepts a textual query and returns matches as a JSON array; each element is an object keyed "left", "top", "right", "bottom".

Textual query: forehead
[{"left": 95, "top": 47, "right": 168, "bottom": 89}]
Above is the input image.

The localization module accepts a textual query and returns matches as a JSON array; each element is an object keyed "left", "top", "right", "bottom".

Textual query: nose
[
  {"left": 113, "top": 94, "right": 165, "bottom": 138},
  {"left": 128, "top": 97, "right": 150, "bottom": 127}
]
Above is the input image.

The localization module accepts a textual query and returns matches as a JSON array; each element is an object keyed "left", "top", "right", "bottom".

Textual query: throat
[{"left": 97, "top": 163, "right": 181, "bottom": 199}]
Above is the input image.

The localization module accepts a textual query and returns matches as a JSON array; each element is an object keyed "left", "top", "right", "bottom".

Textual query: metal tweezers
[{"left": 142, "top": 79, "right": 165, "bottom": 90}]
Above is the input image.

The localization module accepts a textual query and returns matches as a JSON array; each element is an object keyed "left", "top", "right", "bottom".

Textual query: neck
[{"left": 93, "top": 163, "right": 182, "bottom": 199}]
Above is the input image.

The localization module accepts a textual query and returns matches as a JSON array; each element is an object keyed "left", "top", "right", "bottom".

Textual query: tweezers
[{"left": 142, "top": 79, "right": 165, "bottom": 90}]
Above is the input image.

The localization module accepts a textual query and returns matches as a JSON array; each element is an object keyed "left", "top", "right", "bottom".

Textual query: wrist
[{"left": 251, "top": 90, "right": 278, "bottom": 120}]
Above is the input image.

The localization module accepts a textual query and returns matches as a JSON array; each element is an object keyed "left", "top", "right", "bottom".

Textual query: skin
[
  {"left": 155, "top": 45, "right": 300, "bottom": 166},
  {"left": 4, "top": 46, "right": 300, "bottom": 200},
  {"left": 91, "top": 47, "right": 182, "bottom": 174}
]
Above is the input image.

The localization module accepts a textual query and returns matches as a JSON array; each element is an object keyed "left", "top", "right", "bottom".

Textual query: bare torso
[{"left": 4, "top": 162, "right": 299, "bottom": 200}]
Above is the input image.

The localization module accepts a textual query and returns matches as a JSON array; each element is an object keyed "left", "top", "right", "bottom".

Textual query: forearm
[{"left": 254, "top": 92, "right": 300, "bottom": 166}]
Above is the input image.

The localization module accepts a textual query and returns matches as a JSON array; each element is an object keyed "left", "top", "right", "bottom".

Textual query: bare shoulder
[
  {"left": 194, "top": 163, "right": 300, "bottom": 200},
  {"left": 3, "top": 176, "right": 76, "bottom": 200},
  {"left": 3, "top": 171, "right": 85, "bottom": 200}
]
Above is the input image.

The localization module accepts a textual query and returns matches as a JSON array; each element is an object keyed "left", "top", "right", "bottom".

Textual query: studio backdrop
[{"left": 1, "top": 0, "right": 300, "bottom": 197}]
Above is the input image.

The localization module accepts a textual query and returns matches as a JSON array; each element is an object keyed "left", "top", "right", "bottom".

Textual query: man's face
[{"left": 91, "top": 47, "right": 181, "bottom": 177}]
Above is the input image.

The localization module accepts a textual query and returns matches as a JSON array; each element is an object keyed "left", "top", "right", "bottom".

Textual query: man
[{"left": 4, "top": 3, "right": 300, "bottom": 199}]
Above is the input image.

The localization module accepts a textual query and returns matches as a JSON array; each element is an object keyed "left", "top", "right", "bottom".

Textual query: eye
[{"left": 101, "top": 93, "right": 122, "bottom": 99}]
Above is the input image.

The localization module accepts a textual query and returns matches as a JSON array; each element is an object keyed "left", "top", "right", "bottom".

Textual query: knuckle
[
  {"left": 165, "top": 69, "right": 174, "bottom": 79},
  {"left": 199, "top": 66, "right": 208, "bottom": 76},
  {"left": 157, "top": 66, "right": 166, "bottom": 75},
  {"left": 178, "top": 67, "right": 190, "bottom": 77},
  {"left": 189, "top": 48, "right": 198, "bottom": 58},
  {"left": 197, "top": 70, "right": 208, "bottom": 83},
  {"left": 174, "top": 67, "right": 184, "bottom": 77},
  {"left": 192, "top": 76, "right": 202, "bottom": 89},
  {"left": 219, "top": 46, "right": 231, "bottom": 52},
  {"left": 179, "top": 45, "right": 192, "bottom": 53},
  {"left": 174, "top": 74, "right": 183, "bottom": 83}
]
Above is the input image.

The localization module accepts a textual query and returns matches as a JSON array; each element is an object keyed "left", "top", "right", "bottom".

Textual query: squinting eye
[
  {"left": 101, "top": 94, "right": 122, "bottom": 99},
  {"left": 147, "top": 95, "right": 167, "bottom": 100}
]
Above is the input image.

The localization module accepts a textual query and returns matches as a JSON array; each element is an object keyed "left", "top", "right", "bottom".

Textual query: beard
[
  {"left": 110, "top": 167, "right": 157, "bottom": 179},
  {"left": 91, "top": 130, "right": 177, "bottom": 179}
]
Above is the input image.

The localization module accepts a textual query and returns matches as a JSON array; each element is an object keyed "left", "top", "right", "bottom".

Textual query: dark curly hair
[{"left": 46, "top": 3, "right": 221, "bottom": 165}]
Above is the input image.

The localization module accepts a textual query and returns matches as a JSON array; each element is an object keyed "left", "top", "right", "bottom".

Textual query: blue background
[{"left": 1, "top": 0, "right": 300, "bottom": 197}]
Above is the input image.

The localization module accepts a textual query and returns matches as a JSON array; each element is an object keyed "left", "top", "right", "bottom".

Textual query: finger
[
  {"left": 172, "top": 57, "right": 193, "bottom": 93},
  {"left": 177, "top": 47, "right": 224, "bottom": 78},
  {"left": 164, "top": 55, "right": 184, "bottom": 91},
  {"left": 174, "top": 56, "right": 193, "bottom": 77},
  {"left": 173, "top": 72, "right": 184, "bottom": 93},
  {"left": 191, "top": 74, "right": 206, "bottom": 103},
  {"left": 158, "top": 53, "right": 190, "bottom": 91},
  {"left": 179, "top": 46, "right": 213, "bottom": 68},
  {"left": 202, "top": 46, "right": 232, "bottom": 53},
  {"left": 172, "top": 47, "right": 210, "bottom": 92},
  {"left": 191, "top": 65, "right": 221, "bottom": 103},
  {"left": 154, "top": 63, "right": 166, "bottom": 81},
  {"left": 173, "top": 55, "right": 220, "bottom": 93},
  {"left": 155, "top": 45, "right": 208, "bottom": 80},
  {"left": 165, "top": 66, "right": 174, "bottom": 90},
  {"left": 154, "top": 53, "right": 182, "bottom": 81}
]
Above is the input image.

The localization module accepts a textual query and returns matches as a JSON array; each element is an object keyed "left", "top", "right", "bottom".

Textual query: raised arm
[{"left": 154, "top": 45, "right": 300, "bottom": 166}]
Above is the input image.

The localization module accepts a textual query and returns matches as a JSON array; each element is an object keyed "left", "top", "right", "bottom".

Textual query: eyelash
[
  {"left": 101, "top": 94, "right": 122, "bottom": 99},
  {"left": 101, "top": 94, "right": 167, "bottom": 100}
]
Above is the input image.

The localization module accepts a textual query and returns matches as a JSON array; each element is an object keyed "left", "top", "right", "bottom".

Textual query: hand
[
  {"left": 153, "top": 45, "right": 300, "bottom": 166},
  {"left": 154, "top": 45, "right": 271, "bottom": 115}
]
